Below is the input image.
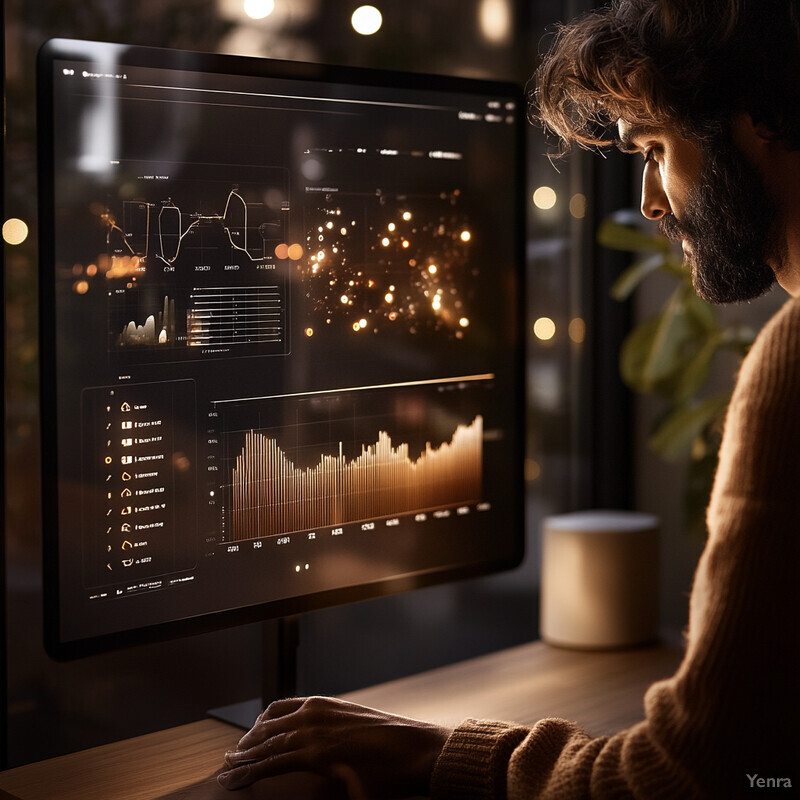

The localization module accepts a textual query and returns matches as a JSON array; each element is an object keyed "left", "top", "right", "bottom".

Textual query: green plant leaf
[
  {"left": 684, "top": 291, "right": 718, "bottom": 333},
  {"left": 672, "top": 331, "right": 726, "bottom": 404},
  {"left": 610, "top": 253, "right": 665, "bottom": 301},
  {"left": 620, "top": 287, "right": 693, "bottom": 392},
  {"left": 619, "top": 317, "right": 664, "bottom": 392},
  {"left": 648, "top": 393, "right": 731, "bottom": 461}
]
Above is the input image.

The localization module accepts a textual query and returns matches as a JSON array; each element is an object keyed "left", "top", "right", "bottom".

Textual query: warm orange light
[
  {"left": 569, "top": 193, "right": 587, "bottom": 219},
  {"left": 568, "top": 317, "right": 586, "bottom": 343}
]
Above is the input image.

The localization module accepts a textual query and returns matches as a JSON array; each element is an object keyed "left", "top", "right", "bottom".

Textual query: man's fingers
[
  {"left": 225, "top": 730, "right": 294, "bottom": 767},
  {"left": 235, "top": 700, "right": 304, "bottom": 751},
  {"left": 261, "top": 697, "right": 306, "bottom": 720},
  {"left": 218, "top": 748, "right": 305, "bottom": 790}
]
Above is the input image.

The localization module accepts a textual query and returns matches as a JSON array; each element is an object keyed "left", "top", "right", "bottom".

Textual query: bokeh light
[
  {"left": 243, "top": 0, "right": 275, "bottom": 20},
  {"left": 3, "top": 218, "right": 29, "bottom": 245},
  {"left": 533, "top": 186, "right": 557, "bottom": 211},
  {"left": 478, "top": 0, "right": 511, "bottom": 44},
  {"left": 569, "top": 193, "right": 587, "bottom": 219},
  {"left": 533, "top": 317, "right": 556, "bottom": 341},
  {"left": 568, "top": 317, "right": 586, "bottom": 344},
  {"left": 352, "top": 5, "right": 382, "bottom": 35}
]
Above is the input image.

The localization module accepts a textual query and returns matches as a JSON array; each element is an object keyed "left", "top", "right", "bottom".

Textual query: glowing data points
[
  {"left": 459, "top": 317, "right": 470, "bottom": 328},
  {"left": 533, "top": 186, "right": 557, "bottom": 210},
  {"left": 460, "top": 230, "right": 472, "bottom": 242},
  {"left": 2, "top": 218, "right": 29, "bottom": 245},
  {"left": 351, "top": 5, "right": 383, "bottom": 35},
  {"left": 287, "top": 243, "right": 304, "bottom": 260},
  {"left": 305, "top": 327, "right": 314, "bottom": 337}
]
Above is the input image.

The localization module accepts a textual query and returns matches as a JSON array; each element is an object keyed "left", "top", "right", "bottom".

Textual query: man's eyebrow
[{"left": 615, "top": 125, "right": 658, "bottom": 154}]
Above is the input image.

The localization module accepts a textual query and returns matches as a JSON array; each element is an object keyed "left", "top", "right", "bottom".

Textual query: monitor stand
[{"left": 209, "top": 616, "right": 300, "bottom": 730}]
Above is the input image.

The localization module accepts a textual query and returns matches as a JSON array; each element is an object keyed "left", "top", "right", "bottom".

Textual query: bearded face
[{"left": 657, "top": 133, "right": 780, "bottom": 304}]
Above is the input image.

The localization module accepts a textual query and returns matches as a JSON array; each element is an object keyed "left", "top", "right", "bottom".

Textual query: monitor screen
[{"left": 37, "top": 39, "right": 525, "bottom": 659}]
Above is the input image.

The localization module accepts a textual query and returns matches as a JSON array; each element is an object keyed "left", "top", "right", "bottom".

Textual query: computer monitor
[{"left": 37, "top": 39, "right": 525, "bottom": 660}]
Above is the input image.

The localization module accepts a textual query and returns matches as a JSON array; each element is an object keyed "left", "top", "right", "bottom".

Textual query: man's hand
[{"left": 217, "top": 696, "right": 452, "bottom": 798}]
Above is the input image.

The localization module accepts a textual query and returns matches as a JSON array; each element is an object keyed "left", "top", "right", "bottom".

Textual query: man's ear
[{"left": 731, "top": 113, "right": 780, "bottom": 164}]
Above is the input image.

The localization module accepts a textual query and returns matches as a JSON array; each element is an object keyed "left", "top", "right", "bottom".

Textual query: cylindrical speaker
[{"left": 540, "top": 510, "right": 659, "bottom": 649}]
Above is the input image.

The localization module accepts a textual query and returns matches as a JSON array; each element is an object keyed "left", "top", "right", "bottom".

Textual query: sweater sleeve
[{"left": 430, "top": 297, "right": 800, "bottom": 800}]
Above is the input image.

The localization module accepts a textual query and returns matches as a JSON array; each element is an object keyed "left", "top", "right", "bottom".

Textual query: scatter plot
[{"left": 296, "top": 192, "right": 475, "bottom": 338}]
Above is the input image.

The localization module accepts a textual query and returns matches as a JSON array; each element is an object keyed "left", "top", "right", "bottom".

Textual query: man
[{"left": 218, "top": 1, "right": 799, "bottom": 796}]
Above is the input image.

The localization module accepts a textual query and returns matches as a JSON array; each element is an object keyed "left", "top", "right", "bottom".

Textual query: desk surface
[{"left": 0, "top": 639, "right": 683, "bottom": 800}]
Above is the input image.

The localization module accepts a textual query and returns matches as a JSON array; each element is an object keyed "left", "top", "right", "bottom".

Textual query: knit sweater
[{"left": 430, "top": 296, "right": 800, "bottom": 799}]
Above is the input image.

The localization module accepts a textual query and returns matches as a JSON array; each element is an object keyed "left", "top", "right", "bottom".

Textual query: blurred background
[{"left": 2, "top": 0, "right": 781, "bottom": 768}]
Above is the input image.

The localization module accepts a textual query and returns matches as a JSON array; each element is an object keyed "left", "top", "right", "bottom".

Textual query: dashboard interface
[{"left": 38, "top": 40, "right": 525, "bottom": 657}]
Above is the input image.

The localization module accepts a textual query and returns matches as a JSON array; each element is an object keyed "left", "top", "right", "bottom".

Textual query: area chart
[{"left": 229, "top": 415, "right": 483, "bottom": 539}]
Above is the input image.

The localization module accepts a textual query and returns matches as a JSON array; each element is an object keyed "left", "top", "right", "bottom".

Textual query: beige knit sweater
[{"left": 430, "top": 297, "right": 800, "bottom": 799}]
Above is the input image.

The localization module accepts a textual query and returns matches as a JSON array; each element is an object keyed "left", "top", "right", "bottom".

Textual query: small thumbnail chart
[
  {"left": 110, "top": 282, "right": 288, "bottom": 359},
  {"left": 216, "top": 377, "right": 492, "bottom": 541},
  {"left": 118, "top": 295, "right": 177, "bottom": 346}
]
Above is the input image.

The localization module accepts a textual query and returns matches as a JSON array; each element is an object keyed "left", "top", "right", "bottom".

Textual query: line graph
[
  {"left": 104, "top": 188, "right": 279, "bottom": 265},
  {"left": 99, "top": 166, "right": 289, "bottom": 271}
]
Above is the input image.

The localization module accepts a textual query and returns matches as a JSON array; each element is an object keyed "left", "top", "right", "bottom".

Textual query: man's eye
[{"left": 643, "top": 148, "right": 655, "bottom": 163}]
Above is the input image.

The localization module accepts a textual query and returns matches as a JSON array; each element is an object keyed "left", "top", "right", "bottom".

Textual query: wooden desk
[{"left": 0, "top": 639, "right": 683, "bottom": 800}]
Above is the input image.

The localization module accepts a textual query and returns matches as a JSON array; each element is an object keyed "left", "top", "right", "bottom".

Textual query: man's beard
[{"left": 658, "top": 137, "right": 780, "bottom": 304}]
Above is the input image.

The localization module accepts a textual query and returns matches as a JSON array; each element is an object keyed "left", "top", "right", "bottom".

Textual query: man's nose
[{"left": 640, "top": 161, "right": 670, "bottom": 220}]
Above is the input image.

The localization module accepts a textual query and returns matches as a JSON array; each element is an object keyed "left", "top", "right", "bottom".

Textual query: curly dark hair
[{"left": 532, "top": 0, "right": 800, "bottom": 154}]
